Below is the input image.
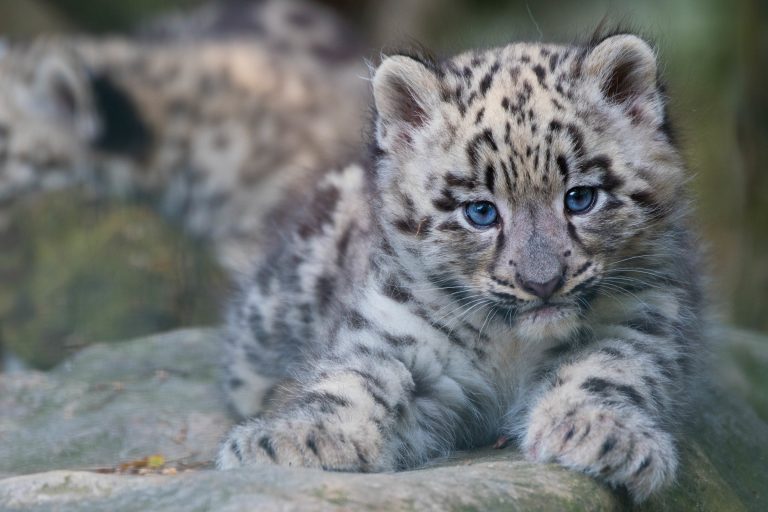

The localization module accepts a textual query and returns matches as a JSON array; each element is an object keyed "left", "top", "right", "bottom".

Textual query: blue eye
[
  {"left": 565, "top": 187, "right": 597, "bottom": 214},
  {"left": 464, "top": 201, "right": 498, "bottom": 227}
]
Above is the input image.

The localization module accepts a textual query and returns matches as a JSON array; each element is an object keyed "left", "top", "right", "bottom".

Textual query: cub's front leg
[
  {"left": 218, "top": 352, "right": 413, "bottom": 471},
  {"left": 519, "top": 331, "right": 687, "bottom": 502}
]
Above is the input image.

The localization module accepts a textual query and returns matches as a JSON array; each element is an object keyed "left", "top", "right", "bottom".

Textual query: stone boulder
[
  {"left": 0, "top": 193, "right": 225, "bottom": 370},
  {"left": 0, "top": 327, "right": 766, "bottom": 511}
]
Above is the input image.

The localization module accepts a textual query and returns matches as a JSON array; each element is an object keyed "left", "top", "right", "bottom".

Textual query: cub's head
[
  {"left": 372, "top": 34, "right": 688, "bottom": 341},
  {"left": 0, "top": 41, "right": 149, "bottom": 203}
]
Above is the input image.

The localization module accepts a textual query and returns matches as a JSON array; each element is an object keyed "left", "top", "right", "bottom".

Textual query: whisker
[
  {"left": 596, "top": 282, "right": 651, "bottom": 310},
  {"left": 433, "top": 296, "right": 489, "bottom": 325}
]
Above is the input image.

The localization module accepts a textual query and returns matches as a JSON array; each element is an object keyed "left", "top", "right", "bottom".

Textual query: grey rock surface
[
  {"left": 1, "top": 327, "right": 767, "bottom": 511},
  {"left": 0, "top": 329, "right": 228, "bottom": 479}
]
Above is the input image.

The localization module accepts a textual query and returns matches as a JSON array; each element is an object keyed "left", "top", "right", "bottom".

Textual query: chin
[{"left": 513, "top": 305, "right": 580, "bottom": 343}]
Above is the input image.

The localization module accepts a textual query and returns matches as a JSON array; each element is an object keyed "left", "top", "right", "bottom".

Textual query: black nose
[{"left": 519, "top": 276, "right": 563, "bottom": 300}]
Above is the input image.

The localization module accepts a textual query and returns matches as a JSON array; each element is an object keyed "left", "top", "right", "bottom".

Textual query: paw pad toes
[{"left": 258, "top": 435, "right": 277, "bottom": 461}]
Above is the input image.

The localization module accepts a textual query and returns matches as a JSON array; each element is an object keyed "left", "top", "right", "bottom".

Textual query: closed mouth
[{"left": 519, "top": 302, "right": 570, "bottom": 322}]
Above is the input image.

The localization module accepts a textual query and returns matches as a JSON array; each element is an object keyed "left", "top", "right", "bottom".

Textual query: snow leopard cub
[{"left": 218, "top": 33, "right": 705, "bottom": 502}]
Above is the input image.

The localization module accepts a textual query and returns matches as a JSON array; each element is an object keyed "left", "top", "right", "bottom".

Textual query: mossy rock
[
  {"left": 0, "top": 191, "right": 225, "bottom": 369},
  {"left": 0, "top": 327, "right": 766, "bottom": 510}
]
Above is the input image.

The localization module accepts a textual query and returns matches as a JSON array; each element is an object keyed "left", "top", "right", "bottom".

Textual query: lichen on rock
[{"left": 0, "top": 191, "right": 226, "bottom": 369}]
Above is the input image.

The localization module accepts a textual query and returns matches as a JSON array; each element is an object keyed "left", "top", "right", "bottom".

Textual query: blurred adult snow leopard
[
  {"left": 0, "top": 0, "right": 367, "bottom": 274},
  {"left": 219, "top": 32, "right": 707, "bottom": 502}
]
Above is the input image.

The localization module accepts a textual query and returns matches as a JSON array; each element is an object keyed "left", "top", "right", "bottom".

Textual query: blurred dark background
[{"left": 0, "top": 0, "right": 765, "bottom": 368}]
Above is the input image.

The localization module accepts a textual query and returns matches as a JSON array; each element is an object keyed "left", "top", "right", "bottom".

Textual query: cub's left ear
[{"left": 584, "top": 34, "right": 664, "bottom": 128}]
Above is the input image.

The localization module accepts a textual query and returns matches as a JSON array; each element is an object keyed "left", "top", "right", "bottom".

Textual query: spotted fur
[
  {"left": 219, "top": 32, "right": 708, "bottom": 503},
  {"left": 0, "top": 0, "right": 367, "bottom": 274}
]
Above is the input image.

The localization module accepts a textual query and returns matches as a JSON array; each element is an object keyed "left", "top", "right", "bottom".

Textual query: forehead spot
[{"left": 532, "top": 64, "right": 547, "bottom": 89}]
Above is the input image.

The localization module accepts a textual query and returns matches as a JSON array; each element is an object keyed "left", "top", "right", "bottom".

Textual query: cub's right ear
[{"left": 372, "top": 55, "right": 441, "bottom": 151}]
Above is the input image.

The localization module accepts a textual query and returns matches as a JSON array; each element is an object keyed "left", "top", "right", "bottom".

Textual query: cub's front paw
[
  {"left": 523, "top": 397, "right": 677, "bottom": 502},
  {"left": 217, "top": 417, "right": 385, "bottom": 471}
]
